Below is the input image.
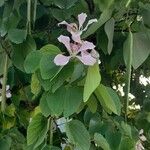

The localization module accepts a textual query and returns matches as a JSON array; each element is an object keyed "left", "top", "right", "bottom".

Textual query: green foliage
[
  {"left": 27, "top": 113, "right": 48, "bottom": 148},
  {"left": 0, "top": 0, "right": 150, "bottom": 149},
  {"left": 66, "top": 120, "right": 91, "bottom": 150},
  {"left": 84, "top": 63, "right": 101, "bottom": 102}
]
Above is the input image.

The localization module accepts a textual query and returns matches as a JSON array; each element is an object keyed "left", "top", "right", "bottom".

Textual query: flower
[
  {"left": 54, "top": 35, "right": 99, "bottom": 66},
  {"left": 135, "top": 129, "right": 147, "bottom": 150},
  {"left": 0, "top": 78, "right": 11, "bottom": 101},
  {"left": 58, "top": 13, "right": 97, "bottom": 43}
]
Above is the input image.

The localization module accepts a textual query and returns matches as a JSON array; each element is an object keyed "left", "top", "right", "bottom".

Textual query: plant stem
[
  {"left": 1, "top": 54, "right": 8, "bottom": 112},
  {"left": 125, "top": 30, "right": 133, "bottom": 122},
  {"left": 27, "top": 0, "right": 31, "bottom": 34},
  {"left": 33, "top": 0, "right": 37, "bottom": 29},
  {"left": 49, "top": 117, "right": 53, "bottom": 145}
]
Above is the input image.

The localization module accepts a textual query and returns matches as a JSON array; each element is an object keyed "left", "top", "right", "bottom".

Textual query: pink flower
[
  {"left": 54, "top": 35, "right": 98, "bottom": 66},
  {"left": 58, "top": 13, "right": 97, "bottom": 43}
]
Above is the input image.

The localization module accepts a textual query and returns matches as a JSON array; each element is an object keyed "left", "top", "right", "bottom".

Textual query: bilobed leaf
[
  {"left": 8, "top": 29, "right": 27, "bottom": 44},
  {"left": 104, "top": 18, "right": 115, "bottom": 54},
  {"left": 82, "top": 8, "right": 113, "bottom": 38},
  {"left": 66, "top": 120, "right": 91, "bottom": 150},
  {"left": 24, "top": 51, "right": 42, "bottom": 73},
  {"left": 83, "top": 63, "right": 101, "bottom": 102},
  {"left": 95, "top": 84, "right": 121, "bottom": 115},
  {"left": 27, "top": 113, "right": 48, "bottom": 147},
  {"left": 94, "top": 133, "right": 111, "bottom": 150}
]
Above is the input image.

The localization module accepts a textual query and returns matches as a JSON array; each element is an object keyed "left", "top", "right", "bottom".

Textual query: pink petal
[
  {"left": 79, "top": 41, "right": 95, "bottom": 51},
  {"left": 58, "top": 35, "right": 71, "bottom": 53},
  {"left": 54, "top": 54, "right": 70, "bottom": 66},
  {"left": 82, "top": 19, "right": 98, "bottom": 32},
  {"left": 72, "top": 32, "right": 82, "bottom": 43},
  {"left": 78, "top": 13, "right": 87, "bottom": 29},
  {"left": 76, "top": 54, "right": 96, "bottom": 66}
]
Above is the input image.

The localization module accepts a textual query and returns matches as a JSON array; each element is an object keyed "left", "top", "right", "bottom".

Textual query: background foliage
[{"left": 0, "top": 0, "right": 150, "bottom": 149}]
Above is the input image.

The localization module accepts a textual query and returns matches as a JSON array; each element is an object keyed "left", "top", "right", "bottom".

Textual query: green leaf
[
  {"left": 84, "top": 63, "right": 101, "bottom": 102},
  {"left": 105, "top": 130, "right": 122, "bottom": 150},
  {"left": 94, "top": 133, "right": 111, "bottom": 150},
  {"left": 0, "top": 137, "right": 11, "bottom": 150},
  {"left": 40, "top": 54, "right": 61, "bottom": 80},
  {"left": 63, "top": 87, "right": 83, "bottom": 117},
  {"left": 82, "top": 8, "right": 113, "bottom": 38},
  {"left": 27, "top": 113, "right": 48, "bottom": 147},
  {"left": 8, "top": 29, "right": 27, "bottom": 44},
  {"left": 40, "top": 92, "right": 51, "bottom": 117},
  {"left": 12, "top": 36, "right": 36, "bottom": 72},
  {"left": 46, "top": 88, "right": 65, "bottom": 116},
  {"left": 0, "top": 0, "right": 4, "bottom": 7},
  {"left": 119, "top": 137, "right": 135, "bottom": 150},
  {"left": 54, "top": 0, "right": 78, "bottom": 9},
  {"left": 66, "top": 120, "right": 91, "bottom": 150},
  {"left": 31, "top": 73, "right": 41, "bottom": 95},
  {"left": 46, "top": 86, "right": 83, "bottom": 117},
  {"left": 124, "top": 32, "right": 150, "bottom": 69},
  {"left": 95, "top": 84, "right": 121, "bottom": 115},
  {"left": 94, "top": 0, "right": 114, "bottom": 11},
  {"left": 87, "top": 95, "right": 98, "bottom": 113},
  {"left": 24, "top": 51, "right": 42, "bottom": 73},
  {"left": 104, "top": 18, "right": 115, "bottom": 54},
  {"left": 40, "top": 44, "right": 60, "bottom": 55},
  {"left": 50, "top": 62, "right": 74, "bottom": 93}
]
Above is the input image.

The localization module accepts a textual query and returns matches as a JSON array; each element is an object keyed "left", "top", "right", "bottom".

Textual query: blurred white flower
[
  {"left": 135, "top": 129, "right": 147, "bottom": 150},
  {"left": 0, "top": 78, "right": 11, "bottom": 101}
]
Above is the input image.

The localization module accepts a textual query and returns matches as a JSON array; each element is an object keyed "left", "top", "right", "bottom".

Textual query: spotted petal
[{"left": 54, "top": 54, "right": 71, "bottom": 66}]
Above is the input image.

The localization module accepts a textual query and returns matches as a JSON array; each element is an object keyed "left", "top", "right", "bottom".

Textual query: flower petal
[
  {"left": 76, "top": 54, "right": 96, "bottom": 66},
  {"left": 82, "top": 18, "right": 98, "bottom": 32},
  {"left": 58, "top": 21, "right": 69, "bottom": 26},
  {"left": 58, "top": 35, "right": 71, "bottom": 53},
  {"left": 6, "top": 91, "right": 11, "bottom": 98},
  {"left": 72, "top": 32, "right": 82, "bottom": 43},
  {"left": 54, "top": 54, "right": 71, "bottom": 66},
  {"left": 78, "top": 13, "right": 87, "bottom": 29},
  {"left": 79, "top": 41, "right": 95, "bottom": 51}
]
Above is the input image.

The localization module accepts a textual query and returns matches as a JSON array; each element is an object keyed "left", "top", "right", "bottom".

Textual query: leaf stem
[
  {"left": 33, "top": 0, "right": 37, "bottom": 29},
  {"left": 27, "top": 0, "right": 32, "bottom": 34},
  {"left": 125, "top": 30, "right": 133, "bottom": 122},
  {"left": 1, "top": 54, "right": 8, "bottom": 112},
  {"left": 49, "top": 117, "right": 53, "bottom": 145}
]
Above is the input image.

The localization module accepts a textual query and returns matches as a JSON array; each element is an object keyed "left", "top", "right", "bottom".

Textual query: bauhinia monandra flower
[
  {"left": 54, "top": 35, "right": 99, "bottom": 66},
  {"left": 58, "top": 13, "right": 97, "bottom": 43}
]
